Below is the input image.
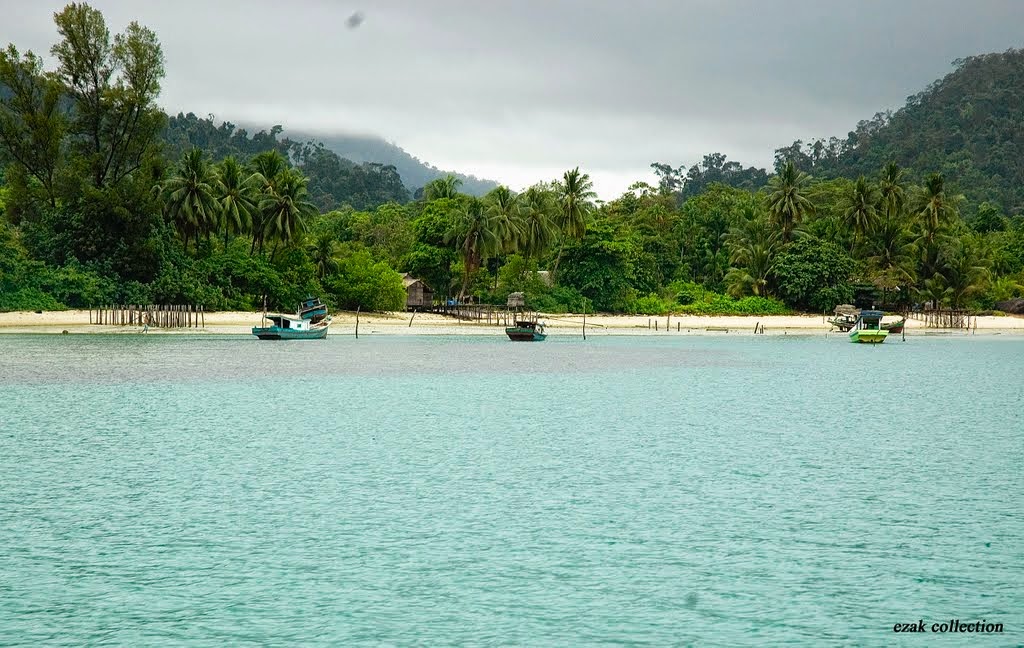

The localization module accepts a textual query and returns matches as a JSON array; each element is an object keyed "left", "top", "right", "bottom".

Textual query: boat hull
[
  {"left": 849, "top": 330, "right": 888, "bottom": 344},
  {"left": 882, "top": 319, "right": 906, "bottom": 334},
  {"left": 505, "top": 328, "right": 546, "bottom": 341},
  {"left": 252, "top": 325, "right": 328, "bottom": 340}
]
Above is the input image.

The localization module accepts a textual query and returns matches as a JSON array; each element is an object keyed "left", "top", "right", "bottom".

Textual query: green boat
[
  {"left": 505, "top": 319, "right": 546, "bottom": 341},
  {"left": 849, "top": 310, "right": 888, "bottom": 344}
]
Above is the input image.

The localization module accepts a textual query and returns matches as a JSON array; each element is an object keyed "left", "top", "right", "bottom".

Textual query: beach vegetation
[{"left": 0, "top": 6, "right": 1022, "bottom": 315}]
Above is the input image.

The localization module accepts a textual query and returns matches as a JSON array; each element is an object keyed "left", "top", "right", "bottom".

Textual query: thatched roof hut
[{"left": 507, "top": 292, "right": 525, "bottom": 308}]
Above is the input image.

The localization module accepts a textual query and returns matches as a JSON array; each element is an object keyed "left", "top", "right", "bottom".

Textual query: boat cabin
[
  {"left": 856, "top": 310, "right": 884, "bottom": 330},
  {"left": 267, "top": 315, "right": 312, "bottom": 331}
]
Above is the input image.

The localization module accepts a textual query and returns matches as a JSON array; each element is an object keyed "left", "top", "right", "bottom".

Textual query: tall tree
[
  {"left": 552, "top": 167, "right": 595, "bottom": 278},
  {"left": 0, "top": 45, "right": 65, "bottom": 209},
  {"left": 248, "top": 150, "right": 288, "bottom": 254},
  {"left": 259, "top": 169, "right": 316, "bottom": 258},
  {"left": 424, "top": 174, "right": 462, "bottom": 201},
  {"left": 215, "top": 156, "right": 256, "bottom": 246},
  {"left": 447, "top": 197, "right": 500, "bottom": 299},
  {"left": 911, "top": 173, "right": 962, "bottom": 244},
  {"left": 840, "top": 176, "right": 880, "bottom": 251},
  {"left": 765, "top": 160, "right": 813, "bottom": 242},
  {"left": 725, "top": 211, "right": 781, "bottom": 297},
  {"left": 51, "top": 3, "right": 165, "bottom": 188},
  {"left": 877, "top": 161, "right": 906, "bottom": 221},
  {"left": 518, "top": 183, "right": 558, "bottom": 260},
  {"left": 160, "top": 147, "right": 219, "bottom": 250}
]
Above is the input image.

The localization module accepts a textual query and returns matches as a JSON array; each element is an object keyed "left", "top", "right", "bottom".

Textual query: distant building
[{"left": 401, "top": 274, "right": 434, "bottom": 310}]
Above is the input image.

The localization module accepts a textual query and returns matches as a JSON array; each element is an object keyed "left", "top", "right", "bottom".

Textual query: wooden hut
[
  {"left": 402, "top": 274, "right": 434, "bottom": 310},
  {"left": 507, "top": 292, "right": 525, "bottom": 309}
]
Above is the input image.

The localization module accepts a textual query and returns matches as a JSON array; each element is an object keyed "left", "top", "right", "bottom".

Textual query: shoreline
[{"left": 1, "top": 310, "right": 1023, "bottom": 336}]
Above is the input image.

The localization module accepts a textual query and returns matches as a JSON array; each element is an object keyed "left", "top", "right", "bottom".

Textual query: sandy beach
[{"left": 1, "top": 309, "right": 1023, "bottom": 336}]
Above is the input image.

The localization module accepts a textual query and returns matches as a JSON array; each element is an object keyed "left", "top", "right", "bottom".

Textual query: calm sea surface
[{"left": 1, "top": 333, "right": 1021, "bottom": 646}]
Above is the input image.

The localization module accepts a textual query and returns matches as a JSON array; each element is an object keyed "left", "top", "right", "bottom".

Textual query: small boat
[
  {"left": 298, "top": 296, "right": 328, "bottom": 321},
  {"left": 252, "top": 314, "right": 329, "bottom": 340},
  {"left": 828, "top": 313, "right": 858, "bottom": 332},
  {"left": 849, "top": 310, "right": 888, "bottom": 344},
  {"left": 881, "top": 317, "right": 906, "bottom": 334},
  {"left": 828, "top": 304, "right": 859, "bottom": 332},
  {"left": 505, "top": 319, "right": 546, "bottom": 341},
  {"left": 253, "top": 297, "right": 331, "bottom": 340}
]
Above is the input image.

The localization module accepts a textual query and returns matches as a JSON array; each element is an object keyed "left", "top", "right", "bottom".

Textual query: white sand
[{"left": 1, "top": 309, "right": 1022, "bottom": 336}]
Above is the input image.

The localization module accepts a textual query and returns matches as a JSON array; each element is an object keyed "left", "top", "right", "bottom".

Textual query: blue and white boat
[{"left": 252, "top": 297, "right": 331, "bottom": 340}]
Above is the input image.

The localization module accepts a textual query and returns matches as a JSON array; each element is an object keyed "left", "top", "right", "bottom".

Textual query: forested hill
[
  {"left": 773, "top": 49, "right": 1024, "bottom": 215},
  {"left": 161, "top": 114, "right": 499, "bottom": 209},
  {"left": 284, "top": 130, "right": 498, "bottom": 197}
]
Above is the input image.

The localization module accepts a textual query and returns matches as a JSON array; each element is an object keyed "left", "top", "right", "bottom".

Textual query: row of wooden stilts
[{"left": 90, "top": 304, "right": 204, "bottom": 328}]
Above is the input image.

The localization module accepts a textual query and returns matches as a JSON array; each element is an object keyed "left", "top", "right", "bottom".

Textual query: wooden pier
[
  {"left": 90, "top": 304, "right": 205, "bottom": 329},
  {"left": 425, "top": 302, "right": 528, "bottom": 326}
]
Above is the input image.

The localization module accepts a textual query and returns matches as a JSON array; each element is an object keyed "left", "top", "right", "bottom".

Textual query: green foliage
[
  {"left": 773, "top": 238, "right": 856, "bottom": 311},
  {"left": 324, "top": 246, "right": 405, "bottom": 311},
  {"left": 676, "top": 294, "right": 789, "bottom": 316}
]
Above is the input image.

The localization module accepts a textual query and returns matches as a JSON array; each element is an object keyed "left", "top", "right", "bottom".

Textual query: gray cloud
[{"left": 3, "top": 0, "right": 1022, "bottom": 196}]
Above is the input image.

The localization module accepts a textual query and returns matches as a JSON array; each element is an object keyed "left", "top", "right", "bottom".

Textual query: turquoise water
[{"left": 1, "top": 334, "right": 1021, "bottom": 645}]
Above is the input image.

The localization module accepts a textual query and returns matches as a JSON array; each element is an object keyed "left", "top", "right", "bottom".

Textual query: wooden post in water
[
  {"left": 355, "top": 306, "right": 360, "bottom": 339},
  {"left": 201, "top": 305, "right": 204, "bottom": 328},
  {"left": 582, "top": 303, "right": 587, "bottom": 340},
  {"left": 666, "top": 312, "right": 670, "bottom": 332},
  {"left": 409, "top": 308, "right": 417, "bottom": 327}
]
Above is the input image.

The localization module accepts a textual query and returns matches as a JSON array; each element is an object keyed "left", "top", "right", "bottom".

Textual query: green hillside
[{"left": 774, "top": 49, "right": 1024, "bottom": 215}]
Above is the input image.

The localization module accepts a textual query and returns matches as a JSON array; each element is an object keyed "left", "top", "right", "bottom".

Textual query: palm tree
[
  {"left": 307, "top": 230, "right": 338, "bottom": 279},
  {"left": 446, "top": 197, "right": 501, "bottom": 299},
  {"left": 248, "top": 150, "right": 289, "bottom": 254},
  {"left": 484, "top": 185, "right": 523, "bottom": 254},
  {"left": 160, "top": 147, "right": 220, "bottom": 251},
  {"left": 765, "top": 160, "right": 813, "bottom": 242},
  {"left": 877, "top": 161, "right": 906, "bottom": 221},
  {"left": 424, "top": 174, "right": 462, "bottom": 201},
  {"left": 518, "top": 184, "right": 558, "bottom": 260},
  {"left": 910, "top": 173, "right": 963, "bottom": 245},
  {"left": 259, "top": 169, "right": 317, "bottom": 259},
  {"left": 552, "top": 167, "right": 596, "bottom": 278},
  {"left": 939, "top": 243, "right": 989, "bottom": 309},
  {"left": 840, "top": 176, "right": 880, "bottom": 252},
  {"left": 865, "top": 216, "right": 917, "bottom": 284},
  {"left": 216, "top": 156, "right": 257, "bottom": 247},
  {"left": 724, "top": 212, "right": 781, "bottom": 297}
]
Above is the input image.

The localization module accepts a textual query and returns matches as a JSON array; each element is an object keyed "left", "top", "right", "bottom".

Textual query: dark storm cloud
[{"left": 3, "top": 0, "right": 1022, "bottom": 196}]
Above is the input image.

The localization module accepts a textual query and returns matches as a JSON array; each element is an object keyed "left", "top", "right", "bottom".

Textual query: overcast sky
[{"left": 3, "top": 0, "right": 1023, "bottom": 197}]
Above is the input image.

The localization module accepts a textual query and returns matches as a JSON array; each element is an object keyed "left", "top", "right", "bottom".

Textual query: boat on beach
[
  {"left": 506, "top": 319, "right": 546, "bottom": 341},
  {"left": 881, "top": 317, "right": 906, "bottom": 334},
  {"left": 849, "top": 310, "right": 888, "bottom": 344},
  {"left": 828, "top": 304, "right": 859, "bottom": 332},
  {"left": 252, "top": 296, "right": 331, "bottom": 340}
]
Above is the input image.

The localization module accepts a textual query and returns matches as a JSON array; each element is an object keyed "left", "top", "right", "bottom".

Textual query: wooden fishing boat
[
  {"left": 849, "top": 310, "right": 888, "bottom": 344},
  {"left": 828, "top": 304, "right": 859, "bottom": 331},
  {"left": 881, "top": 317, "right": 906, "bottom": 334},
  {"left": 828, "top": 313, "right": 858, "bottom": 332},
  {"left": 298, "top": 296, "right": 328, "bottom": 321},
  {"left": 253, "top": 296, "right": 331, "bottom": 340},
  {"left": 505, "top": 319, "right": 546, "bottom": 341},
  {"left": 252, "top": 314, "right": 329, "bottom": 340}
]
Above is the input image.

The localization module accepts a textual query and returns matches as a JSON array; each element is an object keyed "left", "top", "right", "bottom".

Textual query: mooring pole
[{"left": 355, "top": 306, "right": 360, "bottom": 339}]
